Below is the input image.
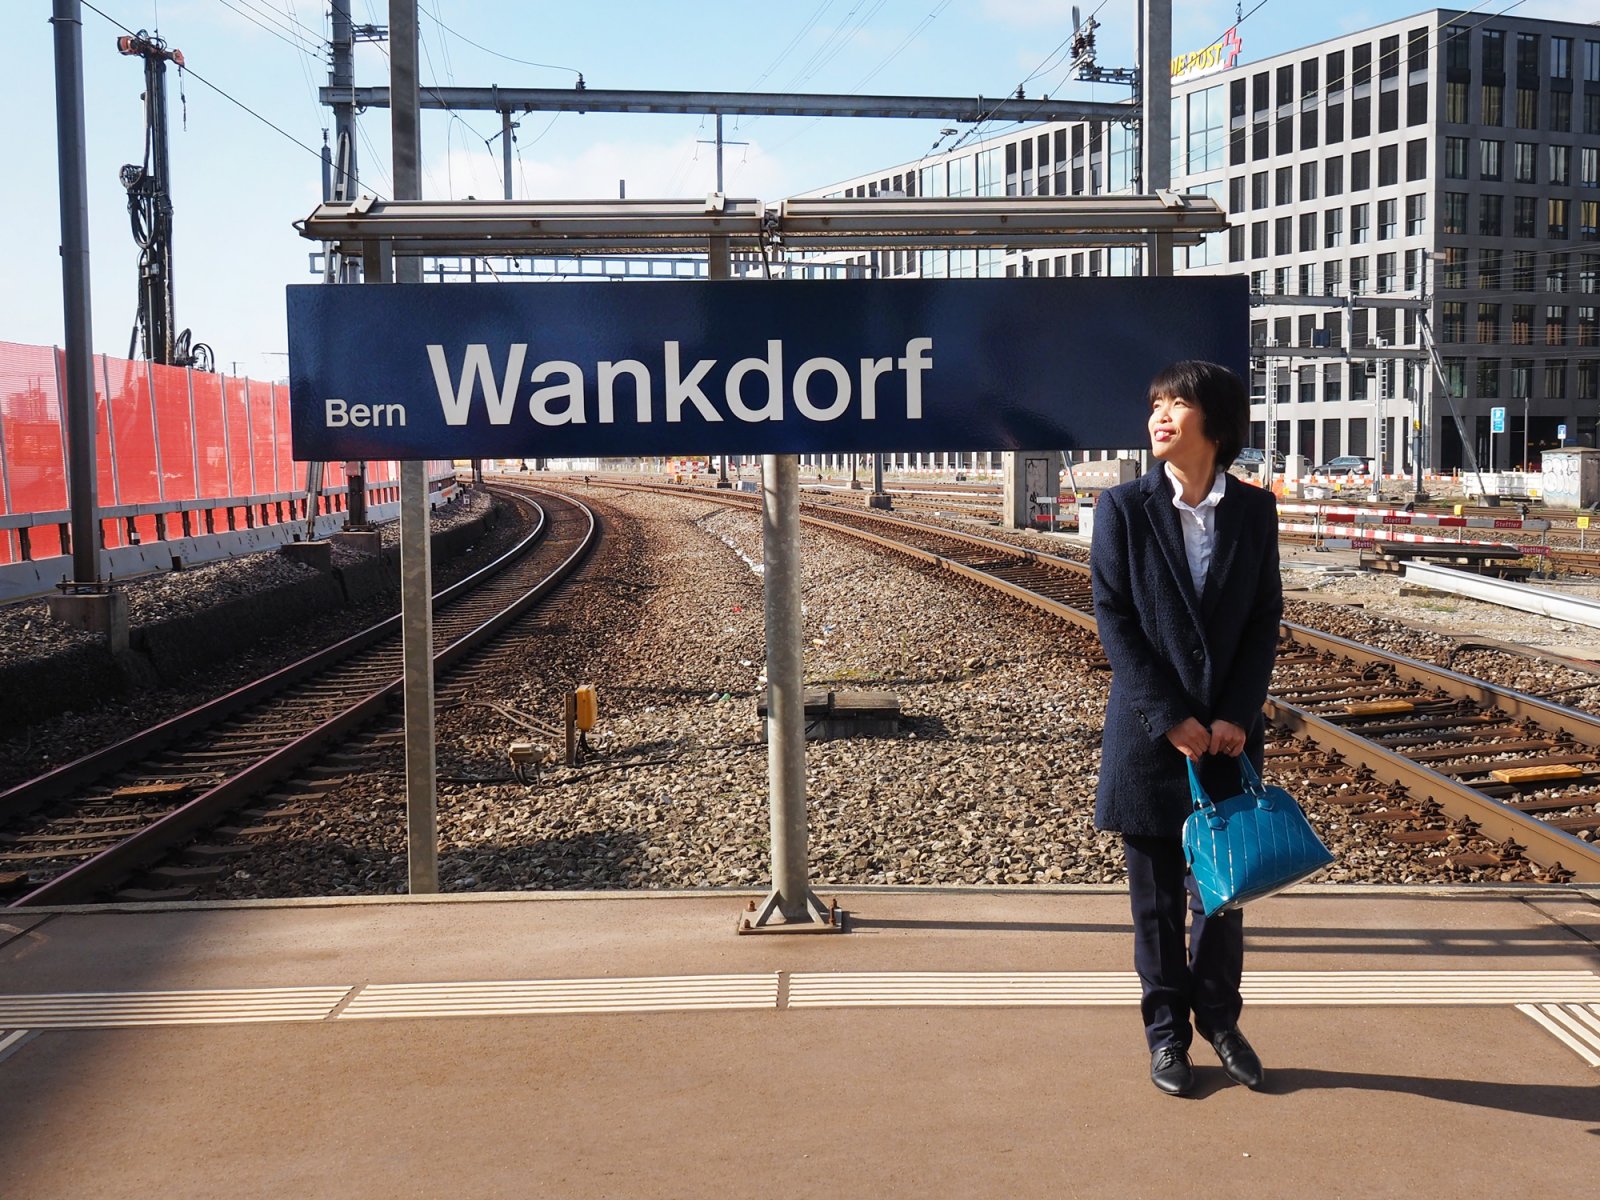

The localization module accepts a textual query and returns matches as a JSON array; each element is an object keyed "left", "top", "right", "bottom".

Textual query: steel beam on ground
[{"left": 318, "top": 85, "right": 1129, "bottom": 125}]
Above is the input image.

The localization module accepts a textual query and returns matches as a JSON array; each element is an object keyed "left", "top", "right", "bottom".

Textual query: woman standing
[{"left": 1089, "top": 361, "right": 1283, "bottom": 1096}]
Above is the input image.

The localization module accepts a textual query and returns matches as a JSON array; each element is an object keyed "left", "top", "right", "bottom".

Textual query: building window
[
  {"left": 1514, "top": 196, "right": 1537, "bottom": 237},
  {"left": 1444, "top": 359, "right": 1466, "bottom": 398},
  {"left": 1513, "top": 251, "right": 1536, "bottom": 290},
  {"left": 1275, "top": 166, "right": 1293, "bottom": 205},
  {"left": 1443, "top": 192, "right": 1467, "bottom": 235},
  {"left": 1547, "top": 305, "right": 1567, "bottom": 346},
  {"left": 1553, "top": 36, "right": 1573, "bottom": 78},
  {"left": 1351, "top": 256, "right": 1369, "bottom": 294},
  {"left": 1442, "top": 301, "right": 1466, "bottom": 341},
  {"left": 1405, "top": 248, "right": 1422, "bottom": 290},
  {"left": 1582, "top": 200, "right": 1600, "bottom": 240},
  {"left": 1186, "top": 84, "right": 1227, "bottom": 173},
  {"left": 1477, "top": 304, "right": 1501, "bottom": 343},
  {"left": 1352, "top": 150, "right": 1371, "bottom": 191},
  {"left": 1378, "top": 254, "right": 1397, "bottom": 295},
  {"left": 1446, "top": 81, "right": 1468, "bottom": 123},
  {"left": 1300, "top": 160, "right": 1318, "bottom": 201},
  {"left": 1229, "top": 224, "right": 1245, "bottom": 262},
  {"left": 1251, "top": 221, "right": 1268, "bottom": 258},
  {"left": 1583, "top": 254, "right": 1600, "bottom": 292},
  {"left": 1586, "top": 39, "right": 1600, "bottom": 82},
  {"left": 1578, "top": 359, "right": 1598, "bottom": 400},
  {"left": 1483, "top": 29, "right": 1505, "bottom": 73},
  {"left": 1582, "top": 147, "right": 1598, "bottom": 188},
  {"left": 1545, "top": 361, "right": 1567, "bottom": 398},
  {"left": 1379, "top": 198, "right": 1397, "bottom": 240},
  {"left": 1479, "top": 193, "right": 1503, "bottom": 236},
  {"left": 1584, "top": 306, "right": 1600, "bottom": 346},
  {"left": 1479, "top": 142, "right": 1506, "bottom": 184},
  {"left": 1478, "top": 248, "right": 1503, "bottom": 289},
  {"left": 1551, "top": 92, "right": 1572, "bottom": 134},
  {"left": 1512, "top": 304, "right": 1534, "bottom": 344},
  {"left": 1299, "top": 212, "right": 1318, "bottom": 253},
  {"left": 1252, "top": 170, "right": 1268, "bottom": 209},
  {"left": 1324, "top": 259, "right": 1342, "bottom": 295},
  {"left": 1482, "top": 83, "right": 1503, "bottom": 126},
  {"left": 1516, "top": 87, "right": 1538, "bottom": 130},
  {"left": 1441, "top": 247, "right": 1465, "bottom": 288},
  {"left": 1378, "top": 144, "right": 1398, "bottom": 186},
  {"left": 1274, "top": 216, "right": 1293, "bottom": 255},
  {"left": 1549, "top": 199, "right": 1570, "bottom": 240},
  {"left": 1444, "top": 136, "right": 1468, "bottom": 178},
  {"left": 1325, "top": 156, "right": 1343, "bottom": 196},
  {"left": 1405, "top": 138, "right": 1427, "bottom": 182},
  {"left": 1510, "top": 359, "right": 1532, "bottom": 398},
  {"left": 1548, "top": 254, "right": 1569, "bottom": 292},
  {"left": 1587, "top": 95, "right": 1600, "bottom": 136},
  {"left": 1550, "top": 144, "right": 1572, "bottom": 186},
  {"left": 1351, "top": 203, "right": 1370, "bottom": 244},
  {"left": 1405, "top": 193, "right": 1427, "bottom": 236},
  {"left": 1516, "top": 32, "right": 1539, "bottom": 75},
  {"left": 1476, "top": 358, "right": 1501, "bottom": 398},
  {"left": 1514, "top": 142, "right": 1536, "bottom": 183}
]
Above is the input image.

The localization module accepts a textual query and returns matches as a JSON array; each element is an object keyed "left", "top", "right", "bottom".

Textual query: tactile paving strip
[
  {"left": 339, "top": 974, "right": 780, "bottom": 1020},
  {"left": 0, "top": 986, "right": 352, "bottom": 1028},
  {"left": 1516, "top": 1003, "right": 1600, "bottom": 1067}
]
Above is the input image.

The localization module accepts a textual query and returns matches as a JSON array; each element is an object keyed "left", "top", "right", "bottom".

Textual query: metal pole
[
  {"left": 499, "top": 112, "right": 512, "bottom": 200},
  {"left": 715, "top": 112, "right": 724, "bottom": 193},
  {"left": 390, "top": 0, "right": 437, "bottom": 895},
  {"left": 51, "top": 0, "right": 100, "bottom": 585},
  {"left": 746, "top": 453, "right": 828, "bottom": 929},
  {"left": 1140, "top": 0, "right": 1173, "bottom": 276}
]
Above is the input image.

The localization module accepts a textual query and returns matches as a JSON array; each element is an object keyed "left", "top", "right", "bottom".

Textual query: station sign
[
  {"left": 1172, "top": 26, "right": 1243, "bottom": 82},
  {"left": 1491, "top": 405, "right": 1506, "bottom": 433},
  {"left": 286, "top": 277, "right": 1249, "bottom": 461}
]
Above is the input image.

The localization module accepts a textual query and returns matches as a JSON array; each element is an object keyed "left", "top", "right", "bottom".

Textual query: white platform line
[
  {"left": 0, "top": 1028, "right": 35, "bottom": 1063},
  {"left": 1517, "top": 1004, "right": 1600, "bottom": 1068}
]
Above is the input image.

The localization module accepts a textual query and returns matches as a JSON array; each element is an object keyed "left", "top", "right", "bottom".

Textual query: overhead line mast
[{"left": 117, "top": 29, "right": 212, "bottom": 370}]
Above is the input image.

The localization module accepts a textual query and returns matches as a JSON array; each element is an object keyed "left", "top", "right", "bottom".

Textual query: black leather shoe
[
  {"left": 1209, "top": 1028, "right": 1264, "bottom": 1088},
  {"left": 1149, "top": 1044, "right": 1194, "bottom": 1095}
]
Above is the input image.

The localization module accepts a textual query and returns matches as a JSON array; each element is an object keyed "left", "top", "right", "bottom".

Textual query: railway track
[
  {"left": 0, "top": 487, "right": 597, "bottom": 907},
  {"left": 582, "top": 477, "right": 1600, "bottom": 882}
]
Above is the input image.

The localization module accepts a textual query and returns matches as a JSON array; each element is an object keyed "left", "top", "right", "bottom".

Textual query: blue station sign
[{"left": 286, "top": 277, "right": 1249, "bottom": 461}]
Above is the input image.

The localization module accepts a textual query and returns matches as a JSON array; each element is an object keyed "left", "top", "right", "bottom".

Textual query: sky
[{"left": 3, "top": 1, "right": 1576, "bottom": 378}]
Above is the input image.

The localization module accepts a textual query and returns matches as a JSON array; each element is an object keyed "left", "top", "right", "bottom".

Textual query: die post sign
[{"left": 286, "top": 276, "right": 1249, "bottom": 461}]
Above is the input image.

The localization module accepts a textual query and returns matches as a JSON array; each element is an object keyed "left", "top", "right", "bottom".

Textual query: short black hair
[{"left": 1146, "top": 360, "right": 1248, "bottom": 469}]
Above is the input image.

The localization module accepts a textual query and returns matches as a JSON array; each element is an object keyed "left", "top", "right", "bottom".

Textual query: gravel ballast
[{"left": 184, "top": 484, "right": 1592, "bottom": 902}]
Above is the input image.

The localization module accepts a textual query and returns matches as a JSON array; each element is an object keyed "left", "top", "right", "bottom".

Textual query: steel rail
[
  {"left": 0, "top": 496, "right": 548, "bottom": 822},
  {"left": 574, "top": 478, "right": 1600, "bottom": 881},
  {"left": 7, "top": 488, "right": 597, "bottom": 907}
]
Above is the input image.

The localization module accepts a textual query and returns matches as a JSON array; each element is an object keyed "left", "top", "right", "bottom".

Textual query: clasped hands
[{"left": 1165, "top": 716, "right": 1246, "bottom": 762}]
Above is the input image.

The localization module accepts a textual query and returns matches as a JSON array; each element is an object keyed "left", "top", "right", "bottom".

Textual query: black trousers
[{"left": 1123, "top": 833, "right": 1244, "bottom": 1052}]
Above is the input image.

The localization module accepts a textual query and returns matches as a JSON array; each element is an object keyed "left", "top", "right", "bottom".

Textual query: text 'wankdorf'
[{"left": 416, "top": 337, "right": 935, "bottom": 428}]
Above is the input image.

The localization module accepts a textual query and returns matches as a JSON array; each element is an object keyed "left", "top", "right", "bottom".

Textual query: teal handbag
[{"left": 1182, "top": 755, "right": 1334, "bottom": 917}]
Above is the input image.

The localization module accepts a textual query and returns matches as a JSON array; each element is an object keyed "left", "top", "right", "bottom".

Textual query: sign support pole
[
  {"left": 743, "top": 453, "right": 831, "bottom": 930},
  {"left": 390, "top": 0, "right": 437, "bottom": 894}
]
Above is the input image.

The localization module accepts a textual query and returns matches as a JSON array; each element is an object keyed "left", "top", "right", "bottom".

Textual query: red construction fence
[{"left": 0, "top": 340, "right": 441, "bottom": 566}]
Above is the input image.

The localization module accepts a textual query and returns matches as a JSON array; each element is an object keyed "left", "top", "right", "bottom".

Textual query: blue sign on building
[
  {"left": 1491, "top": 406, "right": 1506, "bottom": 434},
  {"left": 287, "top": 277, "right": 1249, "bottom": 461}
]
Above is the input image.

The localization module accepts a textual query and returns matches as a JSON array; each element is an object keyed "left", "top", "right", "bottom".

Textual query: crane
[{"left": 117, "top": 30, "right": 213, "bottom": 371}]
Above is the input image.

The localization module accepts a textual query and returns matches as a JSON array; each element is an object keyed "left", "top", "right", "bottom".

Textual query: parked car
[
  {"left": 1232, "top": 447, "right": 1284, "bottom": 470},
  {"left": 1314, "top": 455, "right": 1375, "bottom": 476}
]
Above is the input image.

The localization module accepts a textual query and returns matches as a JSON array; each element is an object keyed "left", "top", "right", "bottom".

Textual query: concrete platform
[{"left": 2, "top": 886, "right": 1598, "bottom": 1199}]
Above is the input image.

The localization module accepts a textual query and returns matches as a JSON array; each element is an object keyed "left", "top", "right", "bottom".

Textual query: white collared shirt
[{"left": 1165, "top": 462, "right": 1227, "bottom": 596}]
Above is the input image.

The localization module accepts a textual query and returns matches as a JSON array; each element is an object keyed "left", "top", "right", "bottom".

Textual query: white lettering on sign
[
  {"left": 326, "top": 398, "right": 407, "bottom": 428},
  {"left": 419, "top": 337, "right": 936, "bottom": 429}
]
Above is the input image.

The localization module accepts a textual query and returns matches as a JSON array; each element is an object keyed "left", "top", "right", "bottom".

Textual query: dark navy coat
[{"left": 1090, "top": 465, "right": 1283, "bottom": 838}]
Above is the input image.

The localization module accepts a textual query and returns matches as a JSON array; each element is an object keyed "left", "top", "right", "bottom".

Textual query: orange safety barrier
[{"left": 0, "top": 340, "right": 451, "bottom": 567}]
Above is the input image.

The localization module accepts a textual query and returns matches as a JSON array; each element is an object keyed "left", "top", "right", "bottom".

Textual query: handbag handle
[{"left": 1187, "top": 755, "right": 1275, "bottom": 820}]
